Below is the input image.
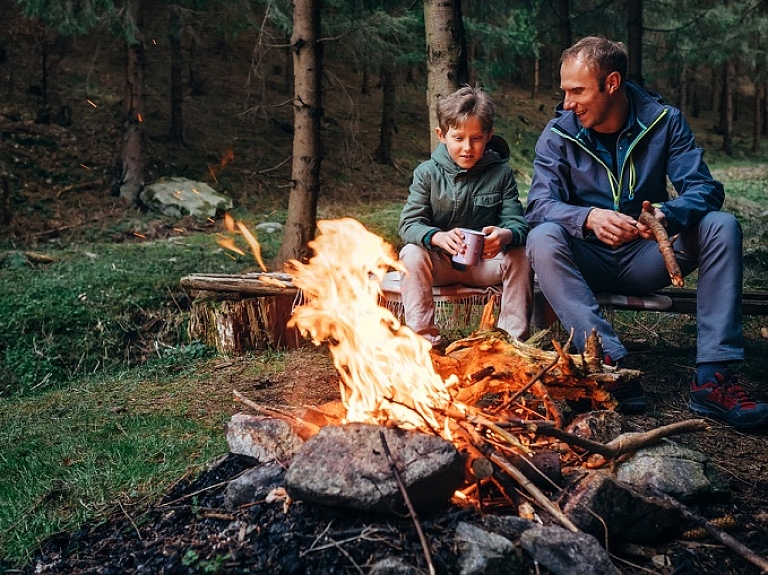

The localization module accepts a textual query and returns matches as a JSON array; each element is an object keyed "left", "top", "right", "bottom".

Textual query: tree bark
[
  {"left": 169, "top": 4, "right": 185, "bottom": 145},
  {"left": 374, "top": 65, "right": 396, "bottom": 165},
  {"left": 119, "top": 0, "right": 147, "bottom": 205},
  {"left": 556, "top": 0, "right": 571, "bottom": 56},
  {"left": 627, "top": 0, "right": 643, "bottom": 85},
  {"left": 275, "top": 0, "right": 323, "bottom": 269},
  {"left": 721, "top": 59, "right": 734, "bottom": 156},
  {"left": 424, "top": 0, "right": 467, "bottom": 151}
]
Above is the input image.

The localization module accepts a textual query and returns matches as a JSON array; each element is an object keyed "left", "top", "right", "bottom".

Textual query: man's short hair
[
  {"left": 436, "top": 86, "right": 495, "bottom": 134},
  {"left": 561, "top": 36, "right": 628, "bottom": 89}
]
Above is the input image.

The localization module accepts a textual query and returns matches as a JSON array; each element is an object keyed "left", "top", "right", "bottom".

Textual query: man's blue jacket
[{"left": 525, "top": 80, "right": 725, "bottom": 239}]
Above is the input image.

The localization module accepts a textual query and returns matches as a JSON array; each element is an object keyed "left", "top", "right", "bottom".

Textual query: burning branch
[{"left": 638, "top": 200, "right": 684, "bottom": 287}]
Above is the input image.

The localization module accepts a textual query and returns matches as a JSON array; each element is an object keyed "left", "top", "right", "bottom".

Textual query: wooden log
[
  {"left": 188, "top": 292, "right": 304, "bottom": 353},
  {"left": 180, "top": 273, "right": 299, "bottom": 296}
]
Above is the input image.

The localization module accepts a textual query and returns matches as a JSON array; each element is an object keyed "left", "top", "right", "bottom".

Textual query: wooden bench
[
  {"left": 379, "top": 271, "right": 502, "bottom": 330},
  {"left": 180, "top": 272, "right": 768, "bottom": 353},
  {"left": 533, "top": 284, "right": 768, "bottom": 331}
]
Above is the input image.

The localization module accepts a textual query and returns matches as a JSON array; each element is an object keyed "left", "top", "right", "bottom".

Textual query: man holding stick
[{"left": 525, "top": 36, "right": 768, "bottom": 429}]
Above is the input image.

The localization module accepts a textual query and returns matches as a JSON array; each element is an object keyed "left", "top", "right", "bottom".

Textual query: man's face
[
  {"left": 560, "top": 56, "right": 620, "bottom": 133},
  {"left": 436, "top": 115, "right": 492, "bottom": 170}
]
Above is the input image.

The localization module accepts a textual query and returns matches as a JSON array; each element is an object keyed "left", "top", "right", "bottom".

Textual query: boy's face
[{"left": 436, "top": 115, "right": 493, "bottom": 170}]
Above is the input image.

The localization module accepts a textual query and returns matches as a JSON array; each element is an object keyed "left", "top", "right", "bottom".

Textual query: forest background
[{"left": 2, "top": 0, "right": 768, "bottom": 571}]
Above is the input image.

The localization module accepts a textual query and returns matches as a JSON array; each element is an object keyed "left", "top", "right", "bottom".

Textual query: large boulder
[{"left": 140, "top": 177, "right": 232, "bottom": 218}]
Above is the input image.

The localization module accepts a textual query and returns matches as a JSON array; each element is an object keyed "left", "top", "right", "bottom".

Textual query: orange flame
[
  {"left": 217, "top": 214, "right": 267, "bottom": 272},
  {"left": 287, "top": 218, "right": 458, "bottom": 433}
]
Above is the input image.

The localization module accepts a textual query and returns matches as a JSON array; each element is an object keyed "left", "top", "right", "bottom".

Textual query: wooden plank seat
[{"left": 532, "top": 281, "right": 768, "bottom": 332}]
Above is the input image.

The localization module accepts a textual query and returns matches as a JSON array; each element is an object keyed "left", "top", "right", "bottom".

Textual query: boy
[{"left": 398, "top": 86, "right": 532, "bottom": 348}]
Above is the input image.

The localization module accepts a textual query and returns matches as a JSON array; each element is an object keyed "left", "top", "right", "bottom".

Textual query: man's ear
[
  {"left": 435, "top": 127, "right": 446, "bottom": 142},
  {"left": 606, "top": 71, "right": 621, "bottom": 93}
]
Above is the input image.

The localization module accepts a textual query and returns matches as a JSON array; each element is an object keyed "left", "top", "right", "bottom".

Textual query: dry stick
[
  {"left": 233, "top": 389, "right": 321, "bottom": 439},
  {"left": 496, "top": 330, "right": 574, "bottom": 425},
  {"left": 638, "top": 200, "right": 684, "bottom": 287},
  {"left": 649, "top": 488, "right": 768, "bottom": 573},
  {"left": 484, "top": 446, "right": 579, "bottom": 533},
  {"left": 528, "top": 418, "right": 709, "bottom": 459},
  {"left": 378, "top": 429, "right": 436, "bottom": 575},
  {"left": 455, "top": 423, "right": 579, "bottom": 533}
]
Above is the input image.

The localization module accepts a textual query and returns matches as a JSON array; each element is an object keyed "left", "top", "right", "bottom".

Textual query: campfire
[
  {"left": 216, "top": 217, "right": 768, "bottom": 572},
  {"left": 258, "top": 220, "right": 698, "bottom": 513}
]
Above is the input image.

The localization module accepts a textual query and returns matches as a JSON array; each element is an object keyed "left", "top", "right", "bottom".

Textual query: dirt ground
[
  {"left": 12, "top": 339, "right": 768, "bottom": 575},
  {"left": 2, "top": 7, "right": 768, "bottom": 573}
]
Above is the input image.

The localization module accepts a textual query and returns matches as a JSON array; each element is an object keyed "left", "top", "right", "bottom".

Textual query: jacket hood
[{"left": 432, "top": 134, "right": 511, "bottom": 173}]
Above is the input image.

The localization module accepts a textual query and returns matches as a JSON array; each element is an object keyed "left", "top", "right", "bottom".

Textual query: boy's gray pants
[{"left": 398, "top": 243, "right": 533, "bottom": 344}]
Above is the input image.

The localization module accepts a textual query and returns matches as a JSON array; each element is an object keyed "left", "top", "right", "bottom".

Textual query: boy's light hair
[{"left": 436, "top": 86, "right": 495, "bottom": 134}]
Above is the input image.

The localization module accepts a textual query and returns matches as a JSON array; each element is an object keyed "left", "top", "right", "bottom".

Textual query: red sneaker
[{"left": 689, "top": 372, "right": 768, "bottom": 429}]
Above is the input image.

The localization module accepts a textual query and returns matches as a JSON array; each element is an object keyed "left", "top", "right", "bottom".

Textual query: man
[{"left": 526, "top": 36, "right": 768, "bottom": 429}]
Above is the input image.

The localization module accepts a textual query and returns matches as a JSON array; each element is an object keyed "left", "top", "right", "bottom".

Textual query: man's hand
[
  {"left": 636, "top": 204, "right": 667, "bottom": 240},
  {"left": 585, "top": 208, "right": 639, "bottom": 246}
]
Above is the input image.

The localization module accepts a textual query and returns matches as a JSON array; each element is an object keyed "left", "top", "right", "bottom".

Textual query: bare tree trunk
[
  {"left": 678, "top": 63, "right": 688, "bottom": 115},
  {"left": 169, "top": 4, "right": 184, "bottom": 145},
  {"left": 531, "top": 58, "right": 539, "bottom": 98},
  {"left": 722, "top": 59, "right": 734, "bottom": 156},
  {"left": 374, "top": 66, "right": 396, "bottom": 165},
  {"left": 627, "top": 0, "right": 643, "bottom": 85},
  {"left": 275, "top": 0, "right": 323, "bottom": 268},
  {"left": 762, "top": 79, "right": 768, "bottom": 136},
  {"left": 424, "top": 0, "right": 467, "bottom": 151},
  {"left": 119, "top": 0, "right": 147, "bottom": 204},
  {"left": 0, "top": 170, "right": 10, "bottom": 226},
  {"left": 557, "top": 0, "right": 571, "bottom": 55},
  {"left": 753, "top": 74, "right": 762, "bottom": 152}
]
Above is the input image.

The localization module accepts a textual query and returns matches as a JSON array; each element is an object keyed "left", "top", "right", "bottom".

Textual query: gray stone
[
  {"left": 520, "top": 525, "right": 620, "bottom": 575},
  {"left": 562, "top": 469, "right": 684, "bottom": 543},
  {"left": 456, "top": 521, "right": 523, "bottom": 575},
  {"left": 226, "top": 413, "right": 304, "bottom": 463},
  {"left": 284, "top": 423, "right": 464, "bottom": 514},
  {"left": 478, "top": 514, "right": 537, "bottom": 540},
  {"left": 367, "top": 557, "right": 419, "bottom": 575},
  {"left": 616, "top": 439, "right": 730, "bottom": 500},
  {"left": 140, "top": 177, "right": 232, "bottom": 218},
  {"left": 224, "top": 461, "right": 285, "bottom": 509}
]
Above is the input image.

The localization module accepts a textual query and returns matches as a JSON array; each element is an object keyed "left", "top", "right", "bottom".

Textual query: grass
[{"left": 1, "top": 157, "right": 768, "bottom": 566}]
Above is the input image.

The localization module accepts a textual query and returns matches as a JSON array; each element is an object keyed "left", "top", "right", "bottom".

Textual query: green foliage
[
  {"left": 16, "top": 0, "right": 117, "bottom": 35},
  {"left": 0, "top": 360, "right": 231, "bottom": 565},
  {"left": 0, "top": 234, "right": 272, "bottom": 397}
]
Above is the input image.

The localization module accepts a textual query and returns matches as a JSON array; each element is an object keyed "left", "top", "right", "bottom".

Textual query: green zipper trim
[{"left": 551, "top": 107, "right": 668, "bottom": 210}]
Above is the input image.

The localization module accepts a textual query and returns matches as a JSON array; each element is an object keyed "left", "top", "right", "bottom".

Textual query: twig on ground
[
  {"left": 649, "top": 488, "right": 768, "bottom": 573},
  {"left": 378, "top": 429, "right": 436, "bottom": 575}
]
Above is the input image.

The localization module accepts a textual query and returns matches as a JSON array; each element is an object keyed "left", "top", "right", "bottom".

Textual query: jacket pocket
[{"left": 473, "top": 192, "right": 502, "bottom": 209}]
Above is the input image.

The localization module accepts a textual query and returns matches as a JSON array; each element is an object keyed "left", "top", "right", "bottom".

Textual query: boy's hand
[
  {"left": 480, "top": 226, "right": 513, "bottom": 258},
  {"left": 431, "top": 229, "right": 466, "bottom": 255}
]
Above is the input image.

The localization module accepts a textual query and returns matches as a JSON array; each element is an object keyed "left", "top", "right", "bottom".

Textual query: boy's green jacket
[{"left": 399, "top": 135, "right": 529, "bottom": 251}]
